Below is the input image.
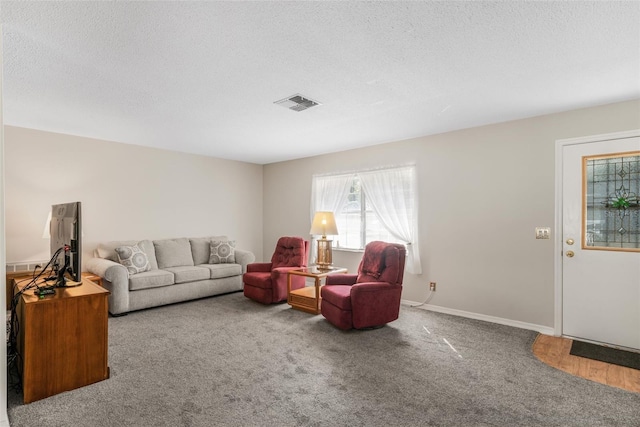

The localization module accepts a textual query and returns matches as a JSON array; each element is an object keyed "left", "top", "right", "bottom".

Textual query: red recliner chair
[
  {"left": 321, "top": 241, "right": 406, "bottom": 330},
  {"left": 243, "top": 236, "right": 309, "bottom": 304}
]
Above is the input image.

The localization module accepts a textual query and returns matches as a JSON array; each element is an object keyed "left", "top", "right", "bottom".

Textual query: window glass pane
[
  {"left": 584, "top": 152, "right": 640, "bottom": 251},
  {"left": 334, "top": 176, "right": 405, "bottom": 249},
  {"left": 335, "top": 178, "right": 362, "bottom": 249}
]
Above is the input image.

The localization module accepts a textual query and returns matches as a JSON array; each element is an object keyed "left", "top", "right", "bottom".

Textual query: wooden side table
[{"left": 287, "top": 266, "right": 347, "bottom": 314}]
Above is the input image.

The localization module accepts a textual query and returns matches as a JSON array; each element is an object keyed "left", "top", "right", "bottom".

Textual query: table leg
[{"left": 315, "top": 277, "right": 321, "bottom": 313}]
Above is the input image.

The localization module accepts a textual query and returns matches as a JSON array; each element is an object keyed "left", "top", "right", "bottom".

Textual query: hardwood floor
[{"left": 533, "top": 334, "right": 640, "bottom": 393}]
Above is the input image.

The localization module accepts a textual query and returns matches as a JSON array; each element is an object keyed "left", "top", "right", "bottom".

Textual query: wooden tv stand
[{"left": 13, "top": 277, "right": 110, "bottom": 403}]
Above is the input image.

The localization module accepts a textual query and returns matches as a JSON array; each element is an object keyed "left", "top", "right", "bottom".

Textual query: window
[
  {"left": 335, "top": 176, "right": 404, "bottom": 250},
  {"left": 584, "top": 152, "right": 640, "bottom": 250},
  {"left": 311, "top": 165, "right": 422, "bottom": 274}
]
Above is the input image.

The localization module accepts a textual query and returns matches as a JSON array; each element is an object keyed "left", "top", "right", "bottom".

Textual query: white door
[{"left": 562, "top": 135, "right": 640, "bottom": 350}]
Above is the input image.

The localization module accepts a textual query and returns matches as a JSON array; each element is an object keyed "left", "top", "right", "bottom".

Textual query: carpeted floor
[{"left": 7, "top": 291, "right": 640, "bottom": 426}]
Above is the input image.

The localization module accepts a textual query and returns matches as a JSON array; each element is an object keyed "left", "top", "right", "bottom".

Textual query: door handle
[
  {"left": 566, "top": 250, "right": 575, "bottom": 258},
  {"left": 566, "top": 238, "right": 574, "bottom": 245}
]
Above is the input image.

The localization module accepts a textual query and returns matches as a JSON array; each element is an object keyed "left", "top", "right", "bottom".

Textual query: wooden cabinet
[
  {"left": 7, "top": 271, "right": 104, "bottom": 310},
  {"left": 15, "top": 278, "right": 110, "bottom": 403}
]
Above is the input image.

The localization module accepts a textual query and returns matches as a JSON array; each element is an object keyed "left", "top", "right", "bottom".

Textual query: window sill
[{"left": 334, "top": 247, "right": 364, "bottom": 253}]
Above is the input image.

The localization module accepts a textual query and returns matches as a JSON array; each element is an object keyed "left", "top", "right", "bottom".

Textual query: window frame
[{"left": 311, "top": 164, "right": 421, "bottom": 275}]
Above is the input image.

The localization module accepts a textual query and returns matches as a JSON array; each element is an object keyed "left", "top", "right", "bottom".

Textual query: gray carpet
[{"left": 7, "top": 291, "right": 640, "bottom": 426}]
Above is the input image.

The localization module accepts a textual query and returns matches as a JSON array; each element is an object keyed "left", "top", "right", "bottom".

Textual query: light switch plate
[{"left": 535, "top": 227, "right": 551, "bottom": 240}]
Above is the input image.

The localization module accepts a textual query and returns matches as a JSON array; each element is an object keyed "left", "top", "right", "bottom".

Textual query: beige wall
[
  {"left": 263, "top": 99, "right": 640, "bottom": 329},
  {"left": 4, "top": 100, "right": 639, "bottom": 330},
  {"left": 4, "top": 126, "right": 264, "bottom": 267}
]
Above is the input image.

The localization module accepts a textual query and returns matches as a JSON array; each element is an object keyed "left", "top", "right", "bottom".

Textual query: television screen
[{"left": 50, "top": 201, "right": 82, "bottom": 286}]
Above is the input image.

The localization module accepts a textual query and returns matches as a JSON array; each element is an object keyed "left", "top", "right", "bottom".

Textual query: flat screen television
[{"left": 49, "top": 201, "right": 82, "bottom": 286}]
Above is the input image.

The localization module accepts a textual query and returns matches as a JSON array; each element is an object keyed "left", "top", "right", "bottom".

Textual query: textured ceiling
[{"left": 2, "top": 1, "right": 639, "bottom": 164}]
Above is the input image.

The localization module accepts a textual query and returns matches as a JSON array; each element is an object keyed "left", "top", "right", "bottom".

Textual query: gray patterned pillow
[
  {"left": 209, "top": 240, "right": 236, "bottom": 264},
  {"left": 115, "top": 243, "right": 151, "bottom": 275}
]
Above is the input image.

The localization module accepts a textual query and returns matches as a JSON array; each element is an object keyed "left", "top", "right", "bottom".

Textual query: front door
[{"left": 562, "top": 134, "right": 640, "bottom": 350}]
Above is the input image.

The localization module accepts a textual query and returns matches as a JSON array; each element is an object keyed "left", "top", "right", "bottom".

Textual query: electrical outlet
[
  {"left": 535, "top": 227, "right": 551, "bottom": 240},
  {"left": 429, "top": 282, "right": 437, "bottom": 291}
]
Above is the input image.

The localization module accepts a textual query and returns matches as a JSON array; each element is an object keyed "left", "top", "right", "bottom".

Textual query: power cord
[{"left": 410, "top": 289, "right": 435, "bottom": 308}]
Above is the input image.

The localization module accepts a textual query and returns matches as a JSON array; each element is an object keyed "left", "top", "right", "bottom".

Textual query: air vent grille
[{"left": 274, "top": 94, "right": 321, "bottom": 112}]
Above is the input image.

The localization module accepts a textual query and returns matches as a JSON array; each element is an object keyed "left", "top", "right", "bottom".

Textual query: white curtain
[
  {"left": 309, "top": 173, "right": 353, "bottom": 264},
  {"left": 358, "top": 166, "right": 422, "bottom": 274}
]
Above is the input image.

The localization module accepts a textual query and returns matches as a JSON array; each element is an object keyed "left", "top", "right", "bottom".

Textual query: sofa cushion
[
  {"left": 97, "top": 239, "right": 159, "bottom": 270},
  {"left": 209, "top": 240, "right": 236, "bottom": 264},
  {"left": 129, "top": 269, "right": 175, "bottom": 291},
  {"left": 189, "top": 236, "right": 229, "bottom": 265},
  {"left": 154, "top": 238, "right": 194, "bottom": 268},
  {"left": 164, "top": 266, "right": 211, "bottom": 284},
  {"left": 198, "top": 263, "right": 242, "bottom": 279},
  {"left": 115, "top": 243, "right": 151, "bottom": 275},
  {"left": 321, "top": 285, "right": 353, "bottom": 311}
]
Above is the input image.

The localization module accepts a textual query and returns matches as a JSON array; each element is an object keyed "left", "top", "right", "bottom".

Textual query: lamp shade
[{"left": 309, "top": 211, "right": 338, "bottom": 237}]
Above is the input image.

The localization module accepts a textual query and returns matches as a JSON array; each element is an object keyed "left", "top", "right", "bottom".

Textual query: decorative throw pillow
[
  {"left": 115, "top": 243, "right": 151, "bottom": 275},
  {"left": 209, "top": 240, "right": 236, "bottom": 264}
]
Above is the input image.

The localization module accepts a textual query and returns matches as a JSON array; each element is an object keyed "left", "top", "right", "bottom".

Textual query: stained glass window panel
[{"left": 584, "top": 152, "right": 640, "bottom": 251}]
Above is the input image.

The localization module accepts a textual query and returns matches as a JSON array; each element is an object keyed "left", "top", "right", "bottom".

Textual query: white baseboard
[
  {"left": 401, "top": 299, "right": 555, "bottom": 336},
  {"left": 0, "top": 412, "right": 9, "bottom": 427},
  {"left": 5, "top": 260, "right": 49, "bottom": 273}
]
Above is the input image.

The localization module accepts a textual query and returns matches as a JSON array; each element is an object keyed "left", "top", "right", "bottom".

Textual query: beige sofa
[{"left": 85, "top": 236, "right": 254, "bottom": 315}]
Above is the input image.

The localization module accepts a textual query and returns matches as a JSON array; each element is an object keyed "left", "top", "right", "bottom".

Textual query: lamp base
[{"left": 316, "top": 238, "right": 333, "bottom": 270}]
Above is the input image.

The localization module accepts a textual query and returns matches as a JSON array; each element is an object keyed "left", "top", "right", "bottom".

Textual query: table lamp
[{"left": 310, "top": 211, "right": 339, "bottom": 270}]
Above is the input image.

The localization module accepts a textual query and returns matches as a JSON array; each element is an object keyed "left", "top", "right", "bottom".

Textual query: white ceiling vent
[{"left": 274, "top": 94, "right": 321, "bottom": 112}]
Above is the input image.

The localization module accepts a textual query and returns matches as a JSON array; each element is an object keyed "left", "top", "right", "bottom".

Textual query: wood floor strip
[{"left": 532, "top": 334, "right": 640, "bottom": 393}]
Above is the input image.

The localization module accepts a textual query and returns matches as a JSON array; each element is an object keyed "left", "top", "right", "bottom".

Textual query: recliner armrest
[
  {"left": 246, "top": 262, "right": 273, "bottom": 273},
  {"left": 351, "top": 281, "right": 399, "bottom": 292},
  {"left": 325, "top": 274, "right": 357, "bottom": 286},
  {"left": 350, "top": 282, "right": 403, "bottom": 329},
  {"left": 351, "top": 282, "right": 402, "bottom": 307},
  {"left": 271, "top": 266, "right": 304, "bottom": 280}
]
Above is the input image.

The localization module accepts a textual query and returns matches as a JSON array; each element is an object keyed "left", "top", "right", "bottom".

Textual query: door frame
[{"left": 554, "top": 129, "right": 640, "bottom": 336}]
